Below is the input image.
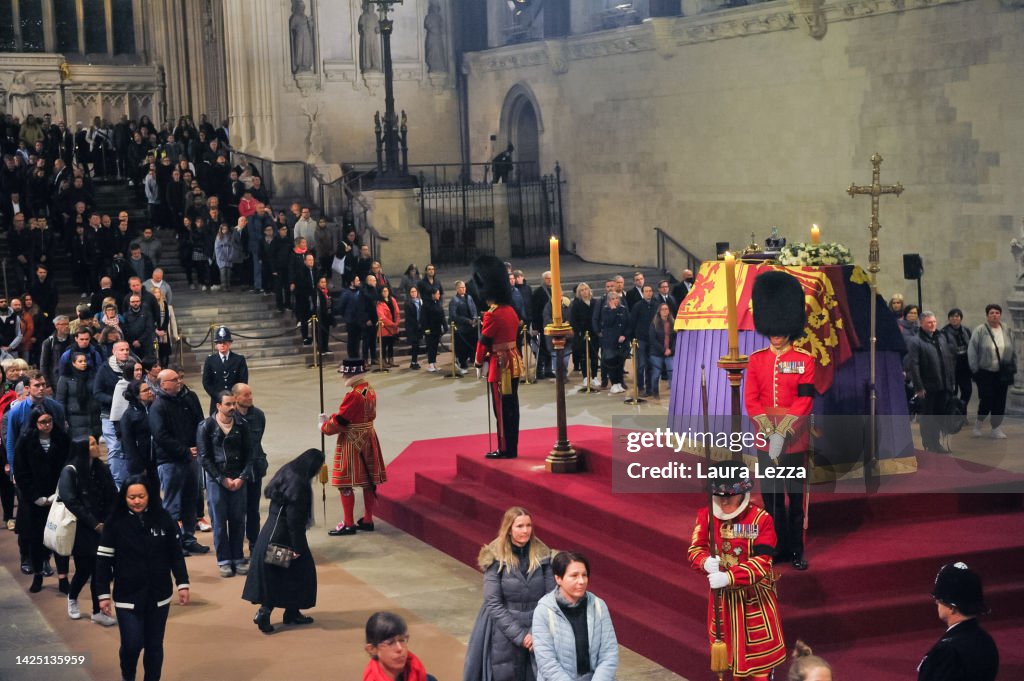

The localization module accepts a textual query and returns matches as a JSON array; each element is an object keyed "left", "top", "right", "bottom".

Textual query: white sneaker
[
  {"left": 68, "top": 597, "right": 81, "bottom": 620},
  {"left": 990, "top": 427, "right": 1007, "bottom": 440},
  {"left": 581, "top": 378, "right": 590, "bottom": 388},
  {"left": 201, "top": 285, "right": 209, "bottom": 291},
  {"left": 211, "top": 285, "right": 220, "bottom": 291},
  {"left": 609, "top": 384, "right": 625, "bottom": 395},
  {"left": 428, "top": 364, "right": 438, "bottom": 372},
  {"left": 972, "top": 425, "right": 983, "bottom": 438},
  {"left": 458, "top": 367, "right": 468, "bottom": 376},
  {"left": 91, "top": 612, "right": 116, "bottom": 627}
]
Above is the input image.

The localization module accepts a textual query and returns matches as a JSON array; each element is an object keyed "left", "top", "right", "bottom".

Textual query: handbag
[
  {"left": 43, "top": 466, "right": 77, "bottom": 557},
  {"left": 263, "top": 506, "right": 293, "bottom": 568},
  {"left": 940, "top": 393, "right": 967, "bottom": 435},
  {"left": 986, "top": 326, "right": 1017, "bottom": 385},
  {"left": 331, "top": 256, "right": 347, "bottom": 277}
]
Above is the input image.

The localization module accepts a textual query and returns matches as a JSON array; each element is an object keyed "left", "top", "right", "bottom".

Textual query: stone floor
[{"left": 1, "top": 306, "right": 1020, "bottom": 679}]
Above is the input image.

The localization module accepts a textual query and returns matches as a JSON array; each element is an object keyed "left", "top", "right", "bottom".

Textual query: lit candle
[
  {"left": 811, "top": 224, "right": 821, "bottom": 244},
  {"left": 724, "top": 252, "right": 738, "bottom": 358},
  {"left": 550, "top": 236, "right": 563, "bottom": 326}
]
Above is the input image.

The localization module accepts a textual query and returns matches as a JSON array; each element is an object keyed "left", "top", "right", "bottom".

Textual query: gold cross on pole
[
  {"left": 847, "top": 153, "right": 904, "bottom": 275},
  {"left": 846, "top": 152, "right": 904, "bottom": 471}
]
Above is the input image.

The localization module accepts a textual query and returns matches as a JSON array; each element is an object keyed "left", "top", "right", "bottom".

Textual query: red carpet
[{"left": 377, "top": 425, "right": 1024, "bottom": 680}]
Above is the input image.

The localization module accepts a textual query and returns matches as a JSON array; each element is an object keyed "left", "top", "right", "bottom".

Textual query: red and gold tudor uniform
[
  {"left": 744, "top": 343, "right": 815, "bottom": 565},
  {"left": 688, "top": 494, "right": 785, "bottom": 679},
  {"left": 321, "top": 375, "right": 386, "bottom": 533},
  {"left": 475, "top": 303, "right": 524, "bottom": 458}
]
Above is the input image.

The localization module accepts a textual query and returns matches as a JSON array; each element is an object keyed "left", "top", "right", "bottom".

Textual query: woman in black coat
[
  {"left": 14, "top": 405, "right": 71, "bottom": 593},
  {"left": 422, "top": 288, "right": 448, "bottom": 372},
  {"left": 463, "top": 507, "right": 553, "bottom": 681},
  {"left": 94, "top": 475, "right": 190, "bottom": 681},
  {"left": 56, "top": 351, "right": 96, "bottom": 439},
  {"left": 242, "top": 447, "right": 324, "bottom": 634},
  {"left": 58, "top": 436, "right": 117, "bottom": 622},
  {"left": 120, "top": 379, "right": 156, "bottom": 484},
  {"left": 403, "top": 287, "right": 424, "bottom": 369},
  {"left": 598, "top": 292, "right": 629, "bottom": 393}
]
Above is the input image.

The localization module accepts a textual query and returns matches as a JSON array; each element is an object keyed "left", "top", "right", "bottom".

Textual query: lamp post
[{"left": 367, "top": 0, "right": 416, "bottom": 188}]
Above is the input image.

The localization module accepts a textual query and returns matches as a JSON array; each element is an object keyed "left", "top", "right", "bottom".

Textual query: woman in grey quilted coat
[
  {"left": 464, "top": 507, "right": 554, "bottom": 681},
  {"left": 531, "top": 551, "right": 618, "bottom": 681}
]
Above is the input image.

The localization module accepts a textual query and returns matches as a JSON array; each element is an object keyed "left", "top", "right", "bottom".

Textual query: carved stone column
[{"left": 1007, "top": 228, "right": 1024, "bottom": 413}]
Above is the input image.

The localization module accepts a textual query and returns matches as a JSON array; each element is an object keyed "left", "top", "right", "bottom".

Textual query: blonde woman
[
  {"left": 569, "top": 283, "right": 598, "bottom": 385},
  {"left": 150, "top": 288, "right": 178, "bottom": 367},
  {"left": 464, "top": 507, "right": 554, "bottom": 681}
]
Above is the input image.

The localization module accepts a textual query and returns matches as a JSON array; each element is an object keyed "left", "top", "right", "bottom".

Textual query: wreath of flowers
[{"left": 777, "top": 242, "right": 854, "bottom": 267}]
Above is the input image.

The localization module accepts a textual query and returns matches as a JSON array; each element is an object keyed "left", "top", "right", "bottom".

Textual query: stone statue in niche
[
  {"left": 424, "top": 0, "right": 448, "bottom": 73},
  {"left": 7, "top": 73, "right": 35, "bottom": 121},
  {"left": 302, "top": 102, "right": 325, "bottom": 164},
  {"left": 359, "top": 3, "right": 382, "bottom": 73},
  {"left": 1011, "top": 218, "right": 1024, "bottom": 281},
  {"left": 290, "top": 0, "right": 316, "bottom": 73}
]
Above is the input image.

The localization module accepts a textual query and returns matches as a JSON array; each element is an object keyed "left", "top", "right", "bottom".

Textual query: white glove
[
  {"left": 707, "top": 572, "right": 730, "bottom": 589},
  {"left": 702, "top": 556, "right": 721, "bottom": 575},
  {"left": 34, "top": 496, "right": 49, "bottom": 507},
  {"left": 317, "top": 413, "right": 328, "bottom": 428},
  {"left": 768, "top": 432, "right": 786, "bottom": 460}
]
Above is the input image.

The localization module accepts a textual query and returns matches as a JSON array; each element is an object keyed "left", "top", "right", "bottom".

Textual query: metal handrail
[
  {"left": 229, "top": 150, "right": 311, "bottom": 205},
  {"left": 654, "top": 226, "right": 704, "bottom": 278}
]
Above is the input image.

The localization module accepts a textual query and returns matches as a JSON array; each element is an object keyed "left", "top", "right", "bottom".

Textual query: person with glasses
[
  {"left": 14, "top": 406, "right": 71, "bottom": 594},
  {"left": 363, "top": 611, "right": 438, "bottom": 681}
]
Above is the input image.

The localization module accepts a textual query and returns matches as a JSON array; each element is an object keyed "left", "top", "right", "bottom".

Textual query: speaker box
[
  {"left": 716, "top": 242, "right": 730, "bottom": 258},
  {"left": 903, "top": 254, "right": 923, "bottom": 280}
]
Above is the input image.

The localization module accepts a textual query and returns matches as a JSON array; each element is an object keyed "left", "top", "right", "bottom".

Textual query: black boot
[
  {"left": 283, "top": 609, "right": 314, "bottom": 625},
  {"left": 254, "top": 607, "right": 274, "bottom": 634},
  {"left": 58, "top": 577, "right": 70, "bottom": 594},
  {"left": 29, "top": 574, "right": 43, "bottom": 593}
]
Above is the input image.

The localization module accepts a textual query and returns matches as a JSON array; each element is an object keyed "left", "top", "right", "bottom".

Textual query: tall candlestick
[
  {"left": 811, "top": 224, "right": 821, "bottom": 244},
  {"left": 724, "top": 252, "right": 738, "bottom": 358},
  {"left": 549, "top": 236, "right": 563, "bottom": 325}
]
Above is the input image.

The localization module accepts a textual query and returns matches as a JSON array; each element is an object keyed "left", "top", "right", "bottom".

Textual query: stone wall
[
  {"left": 223, "top": 0, "right": 460, "bottom": 171},
  {"left": 464, "top": 0, "right": 1024, "bottom": 318}
]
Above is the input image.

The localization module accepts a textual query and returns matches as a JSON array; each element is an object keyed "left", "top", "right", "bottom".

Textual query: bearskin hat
[
  {"left": 471, "top": 255, "right": 513, "bottom": 306},
  {"left": 751, "top": 270, "right": 807, "bottom": 341}
]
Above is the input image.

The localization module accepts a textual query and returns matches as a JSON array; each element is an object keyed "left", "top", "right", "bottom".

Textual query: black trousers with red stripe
[{"left": 489, "top": 379, "right": 520, "bottom": 457}]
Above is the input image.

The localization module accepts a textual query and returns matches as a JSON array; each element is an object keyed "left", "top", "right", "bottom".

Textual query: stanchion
[
  {"left": 520, "top": 324, "right": 534, "bottom": 385},
  {"left": 313, "top": 313, "right": 328, "bottom": 526},
  {"left": 209, "top": 323, "right": 217, "bottom": 353},
  {"left": 579, "top": 331, "right": 599, "bottom": 393},
  {"left": 372, "top": 320, "right": 389, "bottom": 373},
  {"left": 176, "top": 335, "right": 184, "bottom": 367},
  {"left": 623, "top": 338, "right": 646, "bottom": 405},
  {"left": 445, "top": 321, "right": 463, "bottom": 379}
]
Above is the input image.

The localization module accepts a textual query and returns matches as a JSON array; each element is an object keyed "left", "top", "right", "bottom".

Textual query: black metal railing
[
  {"left": 508, "top": 163, "right": 565, "bottom": 258},
  {"left": 654, "top": 226, "right": 704, "bottom": 278},
  {"left": 420, "top": 181, "right": 495, "bottom": 264},
  {"left": 229, "top": 150, "right": 311, "bottom": 205}
]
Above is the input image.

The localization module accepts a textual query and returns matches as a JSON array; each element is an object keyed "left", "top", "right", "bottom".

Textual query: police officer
[
  {"left": 918, "top": 561, "right": 999, "bottom": 681},
  {"left": 201, "top": 326, "right": 249, "bottom": 414}
]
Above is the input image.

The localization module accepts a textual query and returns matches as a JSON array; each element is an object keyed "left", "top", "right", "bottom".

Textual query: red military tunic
[
  {"left": 475, "top": 304, "right": 523, "bottom": 389},
  {"left": 744, "top": 345, "right": 815, "bottom": 453},
  {"left": 688, "top": 499, "right": 786, "bottom": 678},
  {"left": 321, "top": 379, "right": 386, "bottom": 488}
]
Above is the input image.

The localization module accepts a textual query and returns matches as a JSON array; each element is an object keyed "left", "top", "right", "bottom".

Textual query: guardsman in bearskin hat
[
  {"left": 744, "top": 270, "right": 815, "bottom": 571},
  {"left": 320, "top": 372, "right": 386, "bottom": 536},
  {"left": 201, "top": 325, "right": 249, "bottom": 414},
  {"left": 472, "top": 255, "right": 524, "bottom": 459},
  {"left": 918, "top": 562, "right": 999, "bottom": 681},
  {"left": 687, "top": 462, "right": 786, "bottom": 680}
]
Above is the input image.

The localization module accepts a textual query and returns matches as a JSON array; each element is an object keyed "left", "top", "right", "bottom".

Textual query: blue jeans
[
  {"left": 648, "top": 353, "right": 673, "bottom": 396},
  {"left": 116, "top": 599, "right": 169, "bottom": 681},
  {"left": 102, "top": 418, "right": 126, "bottom": 489},
  {"left": 157, "top": 462, "right": 197, "bottom": 544},
  {"left": 249, "top": 245, "right": 262, "bottom": 289},
  {"left": 206, "top": 479, "right": 247, "bottom": 565}
]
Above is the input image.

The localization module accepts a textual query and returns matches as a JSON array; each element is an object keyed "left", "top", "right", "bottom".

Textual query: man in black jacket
[
  {"left": 93, "top": 341, "right": 136, "bottom": 489},
  {"left": 906, "top": 311, "right": 956, "bottom": 454},
  {"left": 201, "top": 326, "right": 249, "bottom": 414},
  {"left": 629, "top": 285, "right": 659, "bottom": 397},
  {"left": 530, "top": 271, "right": 553, "bottom": 379},
  {"left": 198, "top": 390, "right": 252, "bottom": 577},
  {"left": 448, "top": 280, "right": 479, "bottom": 374},
  {"left": 269, "top": 224, "right": 293, "bottom": 311},
  {"left": 291, "top": 253, "right": 319, "bottom": 346},
  {"left": 151, "top": 369, "right": 208, "bottom": 555},
  {"left": 918, "top": 562, "right": 999, "bottom": 681},
  {"left": 233, "top": 383, "right": 267, "bottom": 554},
  {"left": 123, "top": 293, "right": 156, "bottom": 359}
]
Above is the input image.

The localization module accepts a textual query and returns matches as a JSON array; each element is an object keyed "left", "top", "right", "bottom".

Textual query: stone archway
[{"left": 499, "top": 82, "right": 543, "bottom": 180}]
